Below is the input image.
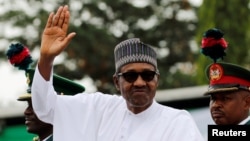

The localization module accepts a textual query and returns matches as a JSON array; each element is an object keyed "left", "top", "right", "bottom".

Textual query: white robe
[{"left": 31, "top": 67, "right": 205, "bottom": 141}]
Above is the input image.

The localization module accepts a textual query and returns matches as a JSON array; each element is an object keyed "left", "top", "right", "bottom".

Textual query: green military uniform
[{"left": 244, "top": 118, "right": 250, "bottom": 125}]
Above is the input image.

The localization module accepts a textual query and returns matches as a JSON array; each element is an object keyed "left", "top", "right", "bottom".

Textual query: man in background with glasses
[{"left": 31, "top": 5, "right": 204, "bottom": 141}]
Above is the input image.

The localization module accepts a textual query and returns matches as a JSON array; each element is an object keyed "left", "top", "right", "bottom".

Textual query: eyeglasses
[{"left": 117, "top": 71, "right": 159, "bottom": 83}]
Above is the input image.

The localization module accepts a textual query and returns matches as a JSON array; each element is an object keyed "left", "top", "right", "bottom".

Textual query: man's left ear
[
  {"left": 113, "top": 74, "right": 120, "bottom": 91},
  {"left": 156, "top": 74, "right": 160, "bottom": 87}
]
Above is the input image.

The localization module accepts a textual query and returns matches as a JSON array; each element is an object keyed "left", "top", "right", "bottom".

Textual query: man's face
[
  {"left": 113, "top": 62, "right": 159, "bottom": 114},
  {"left": 209, "top": 90, "right": 250, "bottom": 125},
  {"left": 24, "top": 99, "right": 52, "bottom": 134}
]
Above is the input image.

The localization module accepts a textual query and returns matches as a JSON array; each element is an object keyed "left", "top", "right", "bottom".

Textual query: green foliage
[{"left": 0, "top": 0, "right": 199, "bottom": 93}]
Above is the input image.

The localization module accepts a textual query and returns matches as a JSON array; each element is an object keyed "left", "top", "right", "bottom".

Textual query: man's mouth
[{"left": 211, "top": 111, "right": 224, "bottom": 118}]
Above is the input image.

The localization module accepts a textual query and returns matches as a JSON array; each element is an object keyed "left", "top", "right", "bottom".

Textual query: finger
[
  {"left": 67, "top": 32, "right": 76, "bottom": 41},
  {"left": 62, "top": 32, "right": 76, "bottom": 49},
  {"left": 53, "top": 6, "right": 63, "bottom": 26},
  {"left": 45, "top": 12, "right": 54, "bottom": 28},
  {"left": 58, "top": 5, "right": 68, "bottom": 28},
  {"left": 62, "top": 10, "right": 70, "bottom": 33}
]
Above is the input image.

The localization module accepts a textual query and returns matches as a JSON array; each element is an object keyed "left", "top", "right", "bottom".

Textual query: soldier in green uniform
[
  {"left": 204, "top": 63, "right": 250, "bottom": 125},
  {"left": 17, "top": 69, "right": 85, "bottom": 141},
  {"left": 6, "top": 43, "right": 85, "bottom": 141},
  {"left": 200, "top": 28, "right": 250, "bottom": 125}
]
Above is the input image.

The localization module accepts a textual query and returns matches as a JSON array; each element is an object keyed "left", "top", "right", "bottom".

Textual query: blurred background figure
[{"left": 5, "top": 43, "right": 85, "bottom": 141}]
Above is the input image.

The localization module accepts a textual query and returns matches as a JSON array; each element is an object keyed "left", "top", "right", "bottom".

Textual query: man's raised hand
[{"left": 41, "top": 5, "right": 76, "bottom": 59}]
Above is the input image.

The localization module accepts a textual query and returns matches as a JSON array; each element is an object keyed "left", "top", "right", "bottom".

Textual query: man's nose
[{"left": 133, "top": 75, "right": 146, "bottom": 86}]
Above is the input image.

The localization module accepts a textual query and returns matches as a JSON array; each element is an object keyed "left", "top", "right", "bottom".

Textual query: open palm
[{"left": 40, "top": 5, "right": 75, "bottom": 58}]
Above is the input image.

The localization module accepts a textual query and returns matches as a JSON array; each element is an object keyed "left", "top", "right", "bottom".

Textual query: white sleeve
[{"left": 31, "top": 65, "right": 57, "bottom": 124}]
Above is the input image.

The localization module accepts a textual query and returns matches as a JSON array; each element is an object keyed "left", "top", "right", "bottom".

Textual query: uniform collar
[{"left": 239, "top": 116, "right": 250, "bottom": 125}]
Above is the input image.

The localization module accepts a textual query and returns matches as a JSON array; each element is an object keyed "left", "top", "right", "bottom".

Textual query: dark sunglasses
[{"left": 117, "top": 71, "right": 159, "bottom": 83}]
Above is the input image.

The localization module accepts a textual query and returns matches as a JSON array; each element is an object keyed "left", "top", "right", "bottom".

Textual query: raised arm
[{"left": 38, "top": 5, "right": 76, "bottom": 80}]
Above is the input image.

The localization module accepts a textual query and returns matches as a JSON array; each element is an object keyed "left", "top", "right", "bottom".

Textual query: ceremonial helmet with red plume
[
  {"left": 201, "top": 28, "right": 250, "bottom": 95},
  {"left": 201, "top": 28, "right": 228, "bottom": 63},
  {"left": 6, "top": 43, "right": 85, "bottom": 99},
  {"left": 6, "top": 43, "right": 33, "bottom": 71}
]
